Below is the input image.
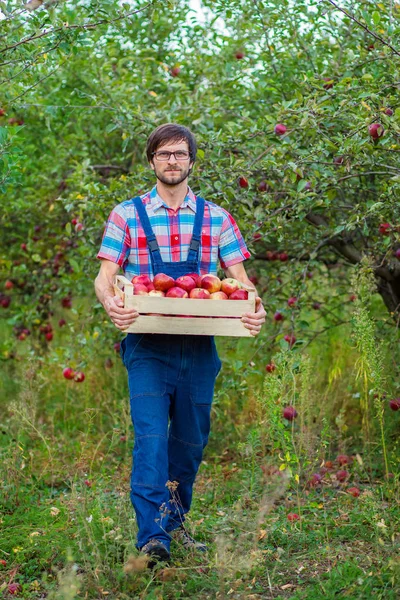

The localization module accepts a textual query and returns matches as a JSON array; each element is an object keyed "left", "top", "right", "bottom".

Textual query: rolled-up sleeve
[
  {"left": 218, "top": 209, "right": 251, "bottom": 269},
  {"left": 97, "top": 204, "right": 131, "bottom": 266}
]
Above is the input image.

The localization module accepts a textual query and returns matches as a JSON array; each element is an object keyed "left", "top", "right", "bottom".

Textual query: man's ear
[{"left": 149, "top": 160, "right": 155, "bottom": 171}]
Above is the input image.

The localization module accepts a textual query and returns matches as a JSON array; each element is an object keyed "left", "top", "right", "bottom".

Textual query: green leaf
[{"left": 372, "top": 11, "right": 381, "bottom": 25}]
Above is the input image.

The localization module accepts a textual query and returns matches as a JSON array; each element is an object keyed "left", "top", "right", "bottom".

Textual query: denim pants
[{"left": 121, "top": 332, "right": 222, "bottom": 551}]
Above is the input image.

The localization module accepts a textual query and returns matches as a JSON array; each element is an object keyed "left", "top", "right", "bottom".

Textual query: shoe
[
  {"left": 172, "top": 525, "right": 208, "bottom": 552},
  {"left": 140, "top": 539, "right": 170, "bottom": 569}
]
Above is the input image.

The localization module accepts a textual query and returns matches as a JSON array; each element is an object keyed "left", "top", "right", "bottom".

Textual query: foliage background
[{"left": 0, "top": 0, "right": 400, "bottom": 598}]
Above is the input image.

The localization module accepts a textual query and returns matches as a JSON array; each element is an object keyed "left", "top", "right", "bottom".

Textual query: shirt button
[{"left": 175, "top": 236, "right": 178, "bottom": 240}]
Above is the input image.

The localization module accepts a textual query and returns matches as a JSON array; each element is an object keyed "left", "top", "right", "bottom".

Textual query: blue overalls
[{"left": 120, "top": 196, "right": 222, "bottom": 551}]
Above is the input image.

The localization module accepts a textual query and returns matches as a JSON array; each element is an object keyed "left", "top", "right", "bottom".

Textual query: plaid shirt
[{"left": 97, "top": 186, "right": 250, "bottom": 278}]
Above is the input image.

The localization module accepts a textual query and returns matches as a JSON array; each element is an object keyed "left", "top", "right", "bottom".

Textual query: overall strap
[
  {"left": 132, "top": 196, "right": 163, "bottom": 260},
  {"left": 187, "top": 196, "right": 205, "bottom": 262}
]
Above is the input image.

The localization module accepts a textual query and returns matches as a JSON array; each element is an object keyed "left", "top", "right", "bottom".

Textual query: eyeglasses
[{"left": 152, "top": 150, "right": 191, "bottom": 161}]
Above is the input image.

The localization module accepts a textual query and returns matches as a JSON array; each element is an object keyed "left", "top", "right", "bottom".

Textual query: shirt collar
[{"left": 148, "top": 185, "right": 197, "bottom": 213}]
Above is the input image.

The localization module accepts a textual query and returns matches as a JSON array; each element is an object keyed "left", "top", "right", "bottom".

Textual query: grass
[{"left": 1, "top": 303, "right": 400, "bottom": 599}]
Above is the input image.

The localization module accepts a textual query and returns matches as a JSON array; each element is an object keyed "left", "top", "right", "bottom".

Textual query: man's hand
[
  {"left": 241, "top": 297, "right": 266, "bottom": 336},
  {"left": 104, "top": 295, "right": 139, "bottom": 331}
]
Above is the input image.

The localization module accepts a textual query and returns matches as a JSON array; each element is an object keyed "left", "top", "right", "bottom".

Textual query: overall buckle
[
  {"left": 189, "top": 239, "right": 200, "bottom": 252},
  {"left": 148, "top": 239, "right": 159, "bottom": 252}
]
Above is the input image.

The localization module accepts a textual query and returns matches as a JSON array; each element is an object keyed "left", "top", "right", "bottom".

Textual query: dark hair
[{"left": 146, "top": 123, "right": 197, "bottom": 162}]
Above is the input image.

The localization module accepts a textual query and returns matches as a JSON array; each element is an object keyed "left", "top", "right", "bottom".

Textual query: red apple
[
  {"left": 170, "top": 66, "right": 180, "bottom": 77},
  {"left": 235, "top": 50, "right": 245, "bottom": 59},
  {"left": 210, "top": 291, "right": 228, "bottom": 300},
  {"left": 63, "top": 367, "right": 75, "bottom": 380},
  {"left": 166, "top": 287, "right": 189, "bottom": 298},
  {"left": 58, "top": 318, "right": 67, "bottom": 327},
  {"left": 1, "top": 295, "right": 11, "bottom": 308},
  {"left": 283, "top": 406, "right": 298, "bottom": 421},
  {"left": 347, "top": 487, "right": 360, "bottom": 497},
  {"left": 394, "top": 249, "right": 400, "bottom": 259},
  {"left": 265, "top": 363, "right": 276, "bottom": 373},
  {"left": 308, "top": 473, "right": 323, "bottom": 486},
  {"left": 389, "top": 398, "right": 400, "bottom": 411},
  {"left": 74, "top": 371, "right": 85, "bottom": 383},
  {"left": 312, "top": 301, "right": 321, "bottom": 310},
  {"left": 221, "top": 278, "right": 240, "bottom": 296},
  {"left": 201, "top": 275, "right": 221, "bottom": 293},
  {"left": 61, "top": 296, "right": 72, "bottom": 308},
  {"left": 0, "top": 559, "right": 6, "bottom": 566},
  {"left": 284, "top": 333, "right": 296, "bottom": 347},
  {"left": 184, "top": 272, "right": 199, "bottom": 280},
  {"left": 132, "top": 275, "right": 152, "bottom": 287},
  {"left": 229, "top": 289, "right": 248, "bottom": 300},
  {"left": 189, "top": 288, "right": 211, "bottom": 299},
  {"left": 133, "top": 284, "right": 149, "bottom": 295},
  {"left": 45, "top": 332, "right": 53, "bottom": 341},
  {"left": 369, "top": 123, "right": 384, "bottom": 139},
  {"left": 71, "top": 218, "right": 78, "bottom": 226},
  {"left": 153, "top": 273, "right": 175, "bottom": 292},
  {"left": 5, "top": 280, "right": 13, "bottom": 290},
  {"left": 334, "top": 155, "right": 344, "bottom": 165},
  {"left": 336, "top": 454, "right": 351, "bottom": 466},
  {"left": 84, "top": 479, "right": 92, "bottom": 487},
  {"left": 149, "top": 290, "right": 165, "bottom": 297},
  {"left": 385, "top": 107, "right": 393, "bottom": 116},
  {"left": 266, "top": 251, "right": 278, "bottom": 260},
  {"left": 287, "top": 296, "right": 297, "bottom": 307},
  {"left": 175, "top": 275, "right": 196, "bottom": 293},
  {"left": 323, "top": 77, "right": 334, "bottom": 89},
  {"left": 253, "top": 232, "right": 262, "bottom": 241},
  {"left": 238, "top": 176, "right": 249, "bottom": 188},
  {"left": 21, "top": 243, "right": 27, "bottom": 251},
  {"left": 378, "top": 223, "right": 391, "bottom": 235},
  {"left": 75, "top": 222, "right": 84, "bottom": 232},
  {"left": 349, "top": 294, "right": 357, "bottom": 302},
  {"left": 274, "top": 123, "right": 287, "bottom": 135},
  {"left": 8, "top": 584, "right": 21, "bottom": 595},
  {"left": 287, "top": 513, "right": 300, "bottom": 522},
  {"left": 279, "top": 252, "right": 288, "bottom": 262},
  {"left": 249, "top": 275, "right": 258, "bottom": 285},
  {"left": 0, "top": 109, "right": 6, "bottom": 117},
  {"left": 18, "top": 333, "right": 26, "bottom": 341},
  {"left": 196, "top": 274, "right": 207, "bottom": 287},
  {"left": 258, "top": 180, "right": 268, "bottom": 192},
  {"left": 273, "top": 311, "right": 284, "bottom": 321},
  {"left": 147, "top": 282, "right": 155, "bottom": 292},
  {"left": 114, "top": 342, "right": 121, "bottom": 353},
  {"left": 336, "top": 470, "right": 349, "bottom": 482}
]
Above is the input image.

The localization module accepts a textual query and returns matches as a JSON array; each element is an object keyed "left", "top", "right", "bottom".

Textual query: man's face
[{"left": 150, "top": 140, "right": 194, "bottom": 186}]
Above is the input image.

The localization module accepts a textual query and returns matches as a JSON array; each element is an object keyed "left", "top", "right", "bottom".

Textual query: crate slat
[{"left": 124, "top": 315, "right": 253, "bottom": 337}]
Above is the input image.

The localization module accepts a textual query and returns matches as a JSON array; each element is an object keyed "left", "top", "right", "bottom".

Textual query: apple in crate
[
  {"left": 132, "top": 274, "right": 152, "bottom": 287},
  {"left": 229, "top": 289, "right": 248, "bottom": 300},
  {"left": 221, "top": 278, "right": 240, "bottom": 296},
  {"left": 184, "top": 272, "right": 199, "bottom": 280},
  {"left": 147, "top": 282, "right": 155, "bottom": 291},
  {"left": 201, "top": 275, "right": 221, "bottom": 293},
  {"left": 154, "top": 273, "right": 175, "bottom": 292},
  {"left": 175, "top": 275, "right": 196, "bottom": 293},
  {"left": 166, "top": 287, "right": 189, "bottom": 298},
  {"left": 189, "top": 288, "right": 211, "bottom": 299},
  {"left": 210, "top": 291, "right": 228, "bottom": 300},
  {"left": 149, "top": 290, "right": 165, "bottom": 297},
  {"left": 134, "top": 284, "right": 149, "bottom": 295}
]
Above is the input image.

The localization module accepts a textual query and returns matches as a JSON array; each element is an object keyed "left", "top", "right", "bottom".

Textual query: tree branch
[{"left": 324, "top": 0, "right": 400, "bottom": 57}]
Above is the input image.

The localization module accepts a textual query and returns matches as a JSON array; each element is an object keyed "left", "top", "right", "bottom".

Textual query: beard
[{"left": 154, "top": 165, "right": 192, "bottom": 186}]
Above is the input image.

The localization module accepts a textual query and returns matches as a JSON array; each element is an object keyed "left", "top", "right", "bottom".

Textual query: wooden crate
[{"left": 113, "top": 275, "right": 256, "bottom": 337}]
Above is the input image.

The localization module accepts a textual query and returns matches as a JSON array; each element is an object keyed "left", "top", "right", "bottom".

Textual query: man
[{"left": 94, "top": 123, "right": 266, "bottom": 567}]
